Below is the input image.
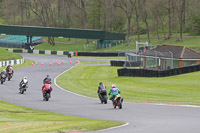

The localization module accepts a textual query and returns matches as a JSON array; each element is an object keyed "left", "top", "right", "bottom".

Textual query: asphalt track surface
[{"left": 1, "top": 54, "right": 200, "bottom": 133}]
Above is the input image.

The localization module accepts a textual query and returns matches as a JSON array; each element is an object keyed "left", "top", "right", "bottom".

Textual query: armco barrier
[
  {"left": 110, "top": 60, "right": 142, "bottom": 67},
  {"left": 0, "top": 58, "right": 24, "bottom": 67},
  {"left": 7, "top": 49, "right": 124, "bottom": 57},
  {"left": 77, "top": 52, "right": 121, "bottom": 56},
  {"left": 7, "top": 49, "right": 71, "bottom": 56},
  {"left": 117, "top": 65, "right": 200, "bottom": 77}
]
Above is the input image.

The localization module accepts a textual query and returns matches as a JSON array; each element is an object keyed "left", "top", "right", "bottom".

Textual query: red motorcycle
[{"left": 7, "top": 68, "right": 13, "bottom": 81}]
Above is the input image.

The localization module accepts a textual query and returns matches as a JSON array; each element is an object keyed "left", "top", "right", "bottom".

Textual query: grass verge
[
  {"left": 56, "top": 64, "right": 200, "bottom": 106},
  {"left": 0, "top": 100, "right": 124, "bottom": 133},
  {"left": 34, "top": 35, "right": 200, "bottom": 52},
  {"left": 0, "top": 48, "right": 22, "bottom": 61}
]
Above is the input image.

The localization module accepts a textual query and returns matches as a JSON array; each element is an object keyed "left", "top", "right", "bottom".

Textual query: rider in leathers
[
  {"left": 43, "top": 75, "right": 51, "bottom": 84},
  {"left": 42, "top": 83, "right": 53, "bottom": 99},
  {"left": 19, "top": 76, "right": 28, "bottom": 92},
  {"left": 108, "top": 84, "right": 121, "bottom": 100}
]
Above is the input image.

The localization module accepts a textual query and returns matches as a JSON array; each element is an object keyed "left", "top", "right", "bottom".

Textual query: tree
[
  {"left": 175, "top": 0, "right": 187, "bottom": 41},
  {"left": 88, "top": 0, "right": 104, "bottom": 29},
  {"left": 114, "top": 0, "right": 136, "bottom": 46},
  {"left": 69, "top": 0, "right": 88, "bottom": 29},
  {"left": 192, "top": 15, "right": 200, "bottom": 33},
  {"left": 138, "top": 0, "right": 150, "bottom": 42}
]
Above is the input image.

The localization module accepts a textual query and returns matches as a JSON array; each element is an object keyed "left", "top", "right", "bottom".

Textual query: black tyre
[
  {"left": 1, "top": 80, "right": 3, "bottom": 84},
  {"left": 118, "top": 101, "right": 122, "bottom": 109},
  {"left": 119, "top": 103, "right": 122, "bottom": 109},
  {"left": 46, "top": 93, "right": 50, "bottom": 101},
  {"left": 8, "top": 77, "right": 10, "bottom": 81},
  {"left": 103, "top": 95, "right": 107, "bottom": 104},
  {"left": 21, "top": 88, "right": 24, "bottom": 94}
]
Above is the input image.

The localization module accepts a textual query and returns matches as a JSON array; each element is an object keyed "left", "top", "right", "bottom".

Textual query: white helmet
[
  {"left": 24, "top": 76, "right": 27, "bottom": 79},
  {"left": 3, "top": 69, "right": 6, "bottom": 72},
  {"left": 112, "top": 84, "right": 116, "bottom": 88}
]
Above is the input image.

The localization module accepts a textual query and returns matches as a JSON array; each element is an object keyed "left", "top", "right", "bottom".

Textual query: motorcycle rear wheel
[
  {"left": 46, "top": 93, "right": 50, "bottom": 101},
  {"left": 118, "top": 101, "right": 122, "bottom": 109},
  {"left": 113, "top": 104, "right": 116, "bottom": 108},
  {"left": 20, "top": 88, "right": 24, "bottom": 94}
]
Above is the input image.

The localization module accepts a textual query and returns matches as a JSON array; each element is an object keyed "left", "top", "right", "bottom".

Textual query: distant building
[{"left": 142, "top": 45, "right": 200, "bottom": 70}]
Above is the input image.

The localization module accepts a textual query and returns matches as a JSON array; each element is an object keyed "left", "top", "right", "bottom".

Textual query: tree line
[{"left": 1, "top": 0, "right": 200, "bottom": 45}]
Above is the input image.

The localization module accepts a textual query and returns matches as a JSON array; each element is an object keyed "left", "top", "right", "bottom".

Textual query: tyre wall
[{"left": 117, "top": 65, "right": 200, "bottom": 77}]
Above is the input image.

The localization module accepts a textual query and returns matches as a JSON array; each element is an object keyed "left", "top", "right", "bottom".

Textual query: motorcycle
[
  {"left": 7, "top": 68, "right": 13, "bottom": 81},
  {"left": 112, "top": 94, "right": 123, "bottom": 109},
  {"left": 43, "top": 88, "right": 51, "bottom": 101},
  {"left": 0, "top": 74, "right": 6, "bottom": 84},
  {"left": 19, "top": 80, "right": 28, "bottom": 94},
  {"left": 98, "top": 89, "right": 108, "bottom": 104}
]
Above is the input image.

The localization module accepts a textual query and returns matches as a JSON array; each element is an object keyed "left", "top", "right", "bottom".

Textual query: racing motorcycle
[
  {"left": 112, "top": 94, "right": 123, "bottom": 109},
  {"left": 0, "top": 74, "right": 6, "bottom": 84},
  {"left": 98, "top": 89, "right": 108, "bottom": 104},
  {"left": 43, "top": 88, "right": 51, "bottom": 101},
  {"left": 7, "top": 68, "right": 13, "bottom": 81},
  {"left": 19, "top": 80, "right": 28, "bottom": 94}
]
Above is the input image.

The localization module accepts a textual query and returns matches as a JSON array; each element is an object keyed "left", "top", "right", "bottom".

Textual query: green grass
[
  {"left": 34, "top": 35, "right": 200, "bottom": 52},
  {"left": 0, "top": 48, "right": 22, "bottom": 61},
  {"left": 0, "top": 100, "right": 124, "bottom": 133},
  {"left": 57, "top": 65, "right": 200, "bottom": 106}
]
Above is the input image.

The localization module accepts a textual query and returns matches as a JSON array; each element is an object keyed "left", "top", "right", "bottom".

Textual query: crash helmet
[
  {"left": 47, "top": 75, "right": 49, "bottom": 77},
  {"left": 3, "top": 69, "right": 6, "bottom": 72},
  {"left": 24, "top": 76, "right": 27, "bottom": 79},
  {"left": 99, "top": 82, "right": 103, "bottom": 85},
  {"left": 112, "top": 84, "right": 116, "bottom": 88}
]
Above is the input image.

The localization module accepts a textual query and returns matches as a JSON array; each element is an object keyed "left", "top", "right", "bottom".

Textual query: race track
[{"left": 0, "top": 54, "right": 200, "bottom": 133}]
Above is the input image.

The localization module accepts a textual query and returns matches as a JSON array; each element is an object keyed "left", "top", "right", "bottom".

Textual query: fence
[{"left": 143, "top": 50, "right": 174, "bottom": 70}]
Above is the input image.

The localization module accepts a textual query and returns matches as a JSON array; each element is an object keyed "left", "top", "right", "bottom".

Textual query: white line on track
[
  {"left": 54, "top": 65, "right": 130, "bottom": 132},
  {"left": 54, "top": 65, "right": 97, "bottom": 100}
]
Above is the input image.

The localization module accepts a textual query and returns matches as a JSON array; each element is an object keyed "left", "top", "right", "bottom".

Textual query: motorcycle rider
[
  {"left": 97, "top": 82, "right": 107, "bottom": 94},
  {"left": 6, "top": 64, "right": 14, "bottom": 75},
  {"left": 0, "top": 69, "right": 7, "bottom": 78},
  {"left": 0, "top": 69, "right": 6, "bottom": 76},
  {"left": 6, "top": 65, "right": 12, "bottom": 72},
  {"left": 43, "top": 75, "right": 51, "bottom": 84},
  {"left": 108, "top": 84, "right": 121, "bottom": 100},
  {"left": 19, "top": 76, "right": 28, "bottom": 92},
  {"left": 42, "top": 82, "right": 53, "bottom": 99}
]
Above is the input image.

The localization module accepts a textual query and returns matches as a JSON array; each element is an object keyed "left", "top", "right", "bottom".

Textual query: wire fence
[
  {"left": 143, "top": 51, "right": 174, "bottom": 71},
  {"left": 123, "top": 50, "right": 174, "bottom": 70}
]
